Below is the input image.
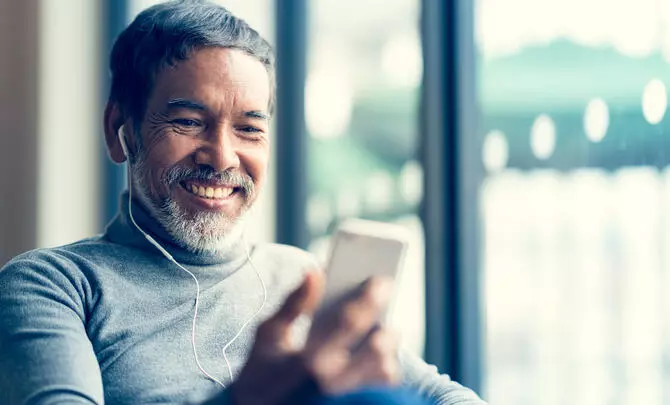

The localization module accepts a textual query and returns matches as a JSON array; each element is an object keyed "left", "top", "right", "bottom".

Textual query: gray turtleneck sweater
[{"left": 0, "top": 195, "right": 485, "bottom": 405}]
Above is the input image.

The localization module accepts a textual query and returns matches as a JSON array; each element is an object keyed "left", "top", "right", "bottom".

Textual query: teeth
[{"left": 186, "top": 183, "right": 236, "bottom": 200}]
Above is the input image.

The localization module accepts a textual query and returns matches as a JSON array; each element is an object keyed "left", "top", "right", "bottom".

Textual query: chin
[
  {"left": 181, "top": 215, "right": 246, "bottom": 253},
  {"left": 136, "top": 187, "right": 247, "bottom": 254},
  {"left": 131, "top": 162, "right": 254, "bottom": 254},
  {"left": 161, "top": 198, "right": 249, "bottom": 254}
]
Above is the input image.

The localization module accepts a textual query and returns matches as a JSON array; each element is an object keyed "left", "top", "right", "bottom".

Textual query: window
[
  {"left": 477, "top": 1, "right": 670, "bottom": 404},
  {"left": 305, "top": 0, "right": 425, "bottom": 356}
]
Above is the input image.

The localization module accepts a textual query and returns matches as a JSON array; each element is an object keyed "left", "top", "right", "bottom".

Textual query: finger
[
  {"left": 309, "top": 276, "right": 393, "bottom": 352},
  {"left": 319, "top": 329, "right": 401, "bottom": 395},
  {"left": 350, "top": 327, "right": 400, "bottom": 372},
  {"left": 278, "top": 270, "right": 325, "bottom": 322},
  {"left": 256, "top": 270, "right": 324, "bottom": 348}
]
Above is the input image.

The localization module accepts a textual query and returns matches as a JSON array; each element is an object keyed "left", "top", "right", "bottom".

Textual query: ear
[{"left": 104, "top": 101, "right": 130, "bottom": 164}]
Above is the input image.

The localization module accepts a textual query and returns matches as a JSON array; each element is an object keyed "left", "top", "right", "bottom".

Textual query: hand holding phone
[{"left": 234, "top": 220, "right": 410, "bottom": 402}]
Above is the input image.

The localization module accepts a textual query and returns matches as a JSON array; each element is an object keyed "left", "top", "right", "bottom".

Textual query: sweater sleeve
[
  {"left": 0, "top": 253, "right": 104, "bottom": 405},
  {"left": 399, "top": 349, "right": 487, "bottom": 405}
]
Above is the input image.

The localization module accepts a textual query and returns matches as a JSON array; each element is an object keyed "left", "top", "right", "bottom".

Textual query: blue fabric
[{"left": 311, "top": 388, "right": 430, "bottom": 405}]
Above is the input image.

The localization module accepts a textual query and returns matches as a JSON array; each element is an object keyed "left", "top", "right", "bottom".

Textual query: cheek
[
  {"left": 144, "top": 135, "right": 198, "bottom": 170},
  {"left": 241, "top": 145, "right": 270, "bottom": 184},
  {"left": 139, "top": 136, "right": 199, "bottom": 197}
]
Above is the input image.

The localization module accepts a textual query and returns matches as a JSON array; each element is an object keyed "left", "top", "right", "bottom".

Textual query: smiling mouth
[{"left": 181, "top": 181, "right": 240, "bottom": 200}]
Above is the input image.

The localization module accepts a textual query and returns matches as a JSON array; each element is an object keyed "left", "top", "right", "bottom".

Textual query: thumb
[{"left": 256, "top": 269, "right": 324, "bottom": 348}]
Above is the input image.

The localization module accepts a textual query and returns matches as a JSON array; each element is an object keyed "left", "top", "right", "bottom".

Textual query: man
[{"left": 0, "top": 1, "right": 486, "bottom": 404}]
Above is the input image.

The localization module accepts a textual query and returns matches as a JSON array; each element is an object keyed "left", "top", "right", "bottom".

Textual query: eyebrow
[
  {"left": 166, "top": 98, "right": 207, "bottom": 111},
  {"left": 244, "top": 110, "right": 270, "bottom": 121},
  {"left": 166, "top": 98, "right": 270, "bottom": 121}
]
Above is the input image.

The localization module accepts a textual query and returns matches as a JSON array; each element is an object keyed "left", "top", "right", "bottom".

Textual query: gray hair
[{"left": 109, "top": 0, "right": 275, "bottom": 126}]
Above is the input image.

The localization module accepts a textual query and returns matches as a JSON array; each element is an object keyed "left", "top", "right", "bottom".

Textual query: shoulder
[
  {"left": 0, "top": 237, "right": 111, "bottom": 314},
  {"left": 1, "top": 236, "right": 109, "bottom": 280},
  {"left": 1, "top": 245, "right": 81, "bottom": 282}
]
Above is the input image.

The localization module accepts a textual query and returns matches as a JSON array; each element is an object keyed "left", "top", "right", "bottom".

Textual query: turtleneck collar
[{"left": 104, "top": 191, "right": 248, "bottom": 267}]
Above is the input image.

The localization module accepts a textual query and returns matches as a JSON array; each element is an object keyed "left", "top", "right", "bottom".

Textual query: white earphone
[
  {"left": 117, "top": 125, "right": 267, "bottom": 388},
  {"left": 118, "top": 124, "right": 130, "bottom": 159}
]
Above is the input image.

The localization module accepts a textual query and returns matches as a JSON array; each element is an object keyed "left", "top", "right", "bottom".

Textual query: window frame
[
  {"left": 420, "top": 0, "right": 483, "bottom": 392},
  {"left": 275, "top": 0, "right": 309, "bottom": 248},
  {"left": 102, "top": 0, "right": 129, "bottom": 227}
]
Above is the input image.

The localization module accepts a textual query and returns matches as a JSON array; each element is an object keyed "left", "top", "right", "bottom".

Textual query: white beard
[{"left": 130, "top": 155, "right": 250, "bottom": 254}]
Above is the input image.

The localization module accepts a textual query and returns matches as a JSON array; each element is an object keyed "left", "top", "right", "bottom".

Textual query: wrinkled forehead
[{"left": 148, "top": 47, "right": 272, "bottom": 116}]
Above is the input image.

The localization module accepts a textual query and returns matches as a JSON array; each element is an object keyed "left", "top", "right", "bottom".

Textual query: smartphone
[{"left": 316, "top": 218, "right": 410, "bottom": 323}]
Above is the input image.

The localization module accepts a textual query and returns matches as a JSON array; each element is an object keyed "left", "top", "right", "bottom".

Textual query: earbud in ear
[{"left": 118, "top": 124, "right": 129, "bottom": 159}]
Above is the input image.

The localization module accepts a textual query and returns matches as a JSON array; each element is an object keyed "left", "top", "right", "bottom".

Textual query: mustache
[{"left": 162, "top": 165, "right": 255, "bottom": 197}]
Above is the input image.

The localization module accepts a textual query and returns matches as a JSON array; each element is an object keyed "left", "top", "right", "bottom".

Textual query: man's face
[{"left": 129, "top": 47, "right": 271, "bottom": 252}]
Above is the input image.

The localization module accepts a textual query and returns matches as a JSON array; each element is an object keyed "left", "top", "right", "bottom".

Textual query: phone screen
[{"left": 320, "top": 229, "right": 407, "bottom": 312}]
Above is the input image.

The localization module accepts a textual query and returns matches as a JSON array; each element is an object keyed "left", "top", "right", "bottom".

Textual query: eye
[
  {"left": 238, "top": 126, "right": 263, "bottom": 134},
  {"left": 236, "top": 126, "right": 267, "bottom": 142},
  {"left": 171, "top": 118, "right": 202, "bottom": 127}
]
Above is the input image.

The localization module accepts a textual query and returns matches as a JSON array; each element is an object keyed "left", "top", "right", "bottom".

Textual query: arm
[
  {"left": 399, "top": 349, "right": 487, "bottom": 405},
  {"left": 0, "top": 254, "right": 104, "bottom": 404}
]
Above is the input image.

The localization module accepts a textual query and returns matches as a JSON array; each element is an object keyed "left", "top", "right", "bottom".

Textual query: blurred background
[{"left": 1, "top": 0, "right": 669, "bottom": 404}]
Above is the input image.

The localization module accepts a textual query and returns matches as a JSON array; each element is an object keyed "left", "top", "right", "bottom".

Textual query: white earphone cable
[
  {"left": 120, "top": 127, "right": 267, "bottom": 389},
  {"left": 222, "top": 237, "right": 267, "bottom": 383}
]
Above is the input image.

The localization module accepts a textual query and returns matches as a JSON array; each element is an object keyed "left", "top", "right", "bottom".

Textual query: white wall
[{"left": 37, "top": 0, "right": 101, "bottom": 248}]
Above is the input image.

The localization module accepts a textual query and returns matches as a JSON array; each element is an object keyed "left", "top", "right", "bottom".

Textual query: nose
[{"left": 194, "top": 125, "right": 240, "bottom": 172}]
